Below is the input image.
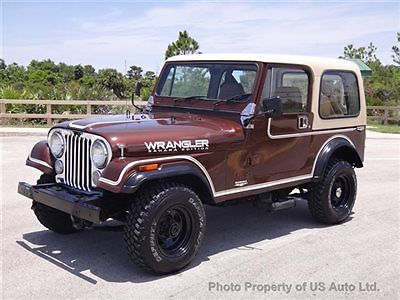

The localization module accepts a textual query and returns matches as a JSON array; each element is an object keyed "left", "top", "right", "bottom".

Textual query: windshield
[{"left": 156, "top": 63, "right": 258, "bottom": 102}]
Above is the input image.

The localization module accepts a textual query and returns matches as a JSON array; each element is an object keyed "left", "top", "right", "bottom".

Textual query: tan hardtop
[{"left": 167, "top": 53, "right": 360, "bottom": 76}]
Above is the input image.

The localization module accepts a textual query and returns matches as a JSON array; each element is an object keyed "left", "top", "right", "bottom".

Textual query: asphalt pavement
[{"left": 1, "top": 130, "right": 399, "bottom": 299}]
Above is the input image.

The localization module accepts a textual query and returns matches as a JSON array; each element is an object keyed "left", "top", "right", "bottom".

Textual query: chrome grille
[{"left": 64, "top": 132, "right": 92, "bottom": 191}]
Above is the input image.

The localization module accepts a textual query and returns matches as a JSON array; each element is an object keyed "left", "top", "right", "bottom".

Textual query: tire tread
[
  {"left": 124, "top": 182, "right": 197, "bottom": 273},
  {"left": 308, "top": 159, "right": 354, "bottom": 224}
]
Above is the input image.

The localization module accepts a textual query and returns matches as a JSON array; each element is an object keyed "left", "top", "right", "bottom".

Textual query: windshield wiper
[
  {"left": 173, "top": 95, "right": 208, "bottom": 104},
  {"left": 213, "top": 93, "right": 253, "bottom": 108}
]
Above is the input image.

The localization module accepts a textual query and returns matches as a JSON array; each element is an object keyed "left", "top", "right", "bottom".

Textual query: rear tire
[
  {"left": 124, "top": 182, "right": 206, "bottom": 274},
  {"left": 32, "top": 174, "right": 81, "bottom": 234},
  {"left": 308, "top": 160, "right": 357, "bottom": 224}
]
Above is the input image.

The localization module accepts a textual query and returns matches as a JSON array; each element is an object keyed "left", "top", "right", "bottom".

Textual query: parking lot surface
[{"left": 1, "top": 130, "right": 399, "bottom": 299}]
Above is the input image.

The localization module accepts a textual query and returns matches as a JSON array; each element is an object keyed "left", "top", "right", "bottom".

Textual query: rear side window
[{"left": 319, "top": 71, "right": 360, "bottom": 118}]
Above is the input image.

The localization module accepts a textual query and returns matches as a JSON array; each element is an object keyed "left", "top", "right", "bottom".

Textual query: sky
[{"left": 1, "top": 0, "right": 399, "bottom": 74}]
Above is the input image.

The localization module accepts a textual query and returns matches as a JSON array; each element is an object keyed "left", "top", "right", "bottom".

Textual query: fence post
[
  {"left": 383, "top": 107, "right": 388, "bottom": 125},
  {"left": 0, "top": 100, "right": 5, "bottom": 125},
  {"left": 87, "top": 102, "right": 91, "bottom": 116},
  {"left": 46, "top": 103, "right": 52, "bottom": 125}
]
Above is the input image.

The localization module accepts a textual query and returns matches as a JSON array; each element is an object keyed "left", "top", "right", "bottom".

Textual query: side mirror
[
  {"left": 134, "top": 82, "right": 143, "bottom": 97},
  {"left": 262, "top": 96, "right": 283, "bottom": 117}
]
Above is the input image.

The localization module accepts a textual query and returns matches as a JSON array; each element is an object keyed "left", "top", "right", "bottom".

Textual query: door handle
[{"left": 298, "top": 115, "right": 308, "bottom": 129}]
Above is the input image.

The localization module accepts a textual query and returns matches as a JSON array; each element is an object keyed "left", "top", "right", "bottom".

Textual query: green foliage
[
  {"left": 340, "top": 43, "right": 380, "bottom": 64},
  {"left": 340, "top": 36, "right": 400, "bottom": 106},
  {"left": 0, "top": 59, "right": 158, "bottom": 124},
  {"left": 165, "top": 30, "right": 200, "bottom": 60},
  {"left": 138, "top": 70, "right": 157, "bottom": 100},
  {"left": 0, "top": 58, "right": 160, "bottom": 126},
  {"left": 0, "top": 58, "right": 156, "bottom": 102},
  {"left": 159, "top": 66, "right": 210, "bottom": 97},
  {"left": 174, "top": 67, "right": 209, "bottom": 97},
  {"left": 125, "top": 66, "right": 158, "bottom": 100},
  {"left": 0, "top": 56, "right": 158, "bottom": 108},
  {"left": 127, "top": 65, "right": 143, "bottom": 81},
  {"left": 238, "top": 71, "right": 257, "bottom": 94},
  {"left": 97, "top": 68, "right": 127, "bottom": 99},
  {"left": 74, "top": 65, "right": 84, "bottom": 80},
  {"left": 0, "top": 86, "right": 21, "bottom": 99},
  {"left": 83, "top": 64, "right": 95, "bottom": 75},
  {"left": 1, "top": 63, "right": 27, "bottom": 83}
]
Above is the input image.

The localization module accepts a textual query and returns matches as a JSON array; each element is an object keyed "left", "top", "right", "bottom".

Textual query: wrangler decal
[{"left": 144, "top": 139, "right": 209, "bottom": 153}]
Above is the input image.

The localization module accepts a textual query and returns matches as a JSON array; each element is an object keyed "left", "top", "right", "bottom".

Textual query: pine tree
[
  {"left": 391, "top": 33, "right": 400, "bottom": 65},
  {"left": 165, "top": 30, "right": 200, "bottom": 60}
]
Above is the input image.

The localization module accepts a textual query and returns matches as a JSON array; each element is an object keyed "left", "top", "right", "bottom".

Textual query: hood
[{"left": 55, "top": 112, "right": 244, "bottom": 157}]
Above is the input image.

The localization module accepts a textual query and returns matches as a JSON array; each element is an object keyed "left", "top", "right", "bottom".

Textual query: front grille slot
[{"left": 64, "top": 133, "right": 92, "bottom": 191}]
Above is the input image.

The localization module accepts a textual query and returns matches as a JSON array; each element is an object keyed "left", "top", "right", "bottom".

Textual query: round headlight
[
  {"left": 49, "top": 131, "right": 64, "bottom": 158},
  {"left": 91, "top": 140, "right": 108, "bottom": 169}
]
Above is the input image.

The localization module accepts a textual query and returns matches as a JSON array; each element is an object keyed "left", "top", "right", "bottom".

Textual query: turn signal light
[{"left": 138, "top": 164, "right": 159, "bottom": 172}]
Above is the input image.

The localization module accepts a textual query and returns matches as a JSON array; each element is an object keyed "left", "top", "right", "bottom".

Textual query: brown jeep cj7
[{"left": 18, "top": 54, "right": 366, "bottom": 274}]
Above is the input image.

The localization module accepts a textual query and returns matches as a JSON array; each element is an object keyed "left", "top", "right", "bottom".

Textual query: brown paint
[
  {"left": 26, "top": 140, "right": 54, "bottom": 175},
  {"left": 26, "top": 60, "right": 366, "bottom": 202}
]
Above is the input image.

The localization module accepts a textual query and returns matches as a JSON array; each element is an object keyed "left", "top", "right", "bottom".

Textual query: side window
[
  {"left": 261, "top": 67, "right": 309, "bottom": 114},
  {"left": 319, "top": 71, "right": 360, "bottom": 118},
  {"left": 160, "top": 67, "right": 175, "bottom": 96}
]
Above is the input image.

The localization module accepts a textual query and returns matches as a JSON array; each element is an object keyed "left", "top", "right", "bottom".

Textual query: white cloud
[{"left": 3, "top": 2, "right": 399, "bottom": 72}]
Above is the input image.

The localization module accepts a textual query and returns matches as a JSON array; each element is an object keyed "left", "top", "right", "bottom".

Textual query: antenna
[{"left": 125, "top": 59, "right": 129, "bottom": 118}]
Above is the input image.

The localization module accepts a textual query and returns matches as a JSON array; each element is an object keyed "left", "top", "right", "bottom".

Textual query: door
[{"left": 249, "top": 64, "right": 314, "bottom": 185}]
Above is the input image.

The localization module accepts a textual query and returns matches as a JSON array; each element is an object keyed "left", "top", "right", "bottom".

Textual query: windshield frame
[{"left": 153, "top": 61, "right": 261, "bottom": 112}]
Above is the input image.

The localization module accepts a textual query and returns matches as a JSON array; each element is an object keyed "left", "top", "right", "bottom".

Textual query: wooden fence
[
  {"left": 0, "top": 99, "right": 147, "bottom": 125},
  {"left": 366, "top": 106, "right": 400, "bottom": 125},
  {"left": 0, "top": 99, "right": 399, "bottom": 125}
]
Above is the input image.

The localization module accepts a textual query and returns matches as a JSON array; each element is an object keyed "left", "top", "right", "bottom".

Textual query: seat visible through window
[
  {"left": 218, "top": 72, "right": 245, "bottom": 99},
  {"left": 319, "top": 72, "right": 360, "bottom": 118},
  {"left": 320, "top": 86, "right": 344, "bottom": 117},
  {"left": 273, "top": 86, "right": 303, "bottom": 113}
]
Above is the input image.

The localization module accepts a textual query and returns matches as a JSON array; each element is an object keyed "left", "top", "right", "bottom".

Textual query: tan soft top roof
[{"left": 166, "top": 53, "right": 360, "bottom": 76}]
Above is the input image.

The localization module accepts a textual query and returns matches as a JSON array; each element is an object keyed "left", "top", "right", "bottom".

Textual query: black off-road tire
[
  {"left": 308, "top": 159, "right": 357, "bottom": 224},
  {"left": 32, "top": 174, "right": 80, "bottom": 234},
  {"left": 124, "top": 182, "right": 206, "bottom": 274}
]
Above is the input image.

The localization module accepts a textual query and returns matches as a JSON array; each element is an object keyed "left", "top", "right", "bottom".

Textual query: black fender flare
[
  {"left": 120, "top": 161, "right": 214, "bottom": 198},
  {"left": 313, "top": 137, "right": 363, "bottom": 180}
]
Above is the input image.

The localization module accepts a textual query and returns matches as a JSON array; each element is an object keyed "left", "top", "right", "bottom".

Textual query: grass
[{"left": 367, "top": 120, "right": 400, "bottom": 134}]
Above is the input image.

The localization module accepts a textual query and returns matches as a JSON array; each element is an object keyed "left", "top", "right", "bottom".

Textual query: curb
[
  {"left": 0, "top": 132, "right": 48, "bottom": 137},
  {"left": 0, "top": 127, "right": 49, "bottom": 137}
]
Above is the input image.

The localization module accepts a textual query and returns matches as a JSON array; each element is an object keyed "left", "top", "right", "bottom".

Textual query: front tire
[
  {"left": 32, "top": 174, "right": 81, "bottom": 234},
  {"left": 308, "top": 160, "right": 357, "bottom": 224},
  {"left": 124, "top": 182, "right": 206, "bottom": 274}
]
